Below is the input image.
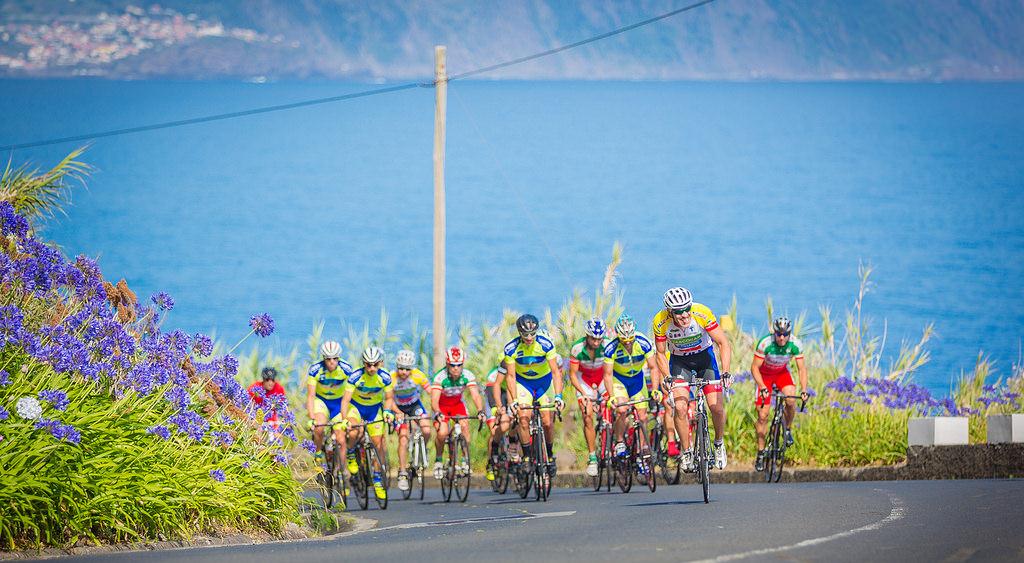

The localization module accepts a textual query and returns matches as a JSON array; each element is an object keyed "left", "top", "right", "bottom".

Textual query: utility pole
[{"left": 432, "top": 45, "right": 447, "bottom": 369}]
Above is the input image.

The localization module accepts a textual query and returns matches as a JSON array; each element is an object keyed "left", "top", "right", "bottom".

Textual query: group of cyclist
[{"left": 304, "top": 286, "right": 811, "bottom": 501}]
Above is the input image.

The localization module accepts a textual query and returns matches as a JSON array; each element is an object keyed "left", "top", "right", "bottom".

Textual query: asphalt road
[{"left": 66, "top": 479, "right": 1023, "bottom": 562}]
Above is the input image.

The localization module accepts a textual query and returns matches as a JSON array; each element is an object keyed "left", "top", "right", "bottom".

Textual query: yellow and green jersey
[
  {"left": 344, "top": 368, "right": 394, "bottom": 407},
  {"left": 307, "top": 360, "right": 354, "bottom": 400}
]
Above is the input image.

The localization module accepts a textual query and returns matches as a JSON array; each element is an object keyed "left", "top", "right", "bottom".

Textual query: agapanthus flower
[
  {"left": 301, "top": 439, "right": 316, "bottom": 454},
  {"left": 0, "top": 201, "right": 30, "bottom": 238},
  {"left": 147, "top": 425, "right": 172, "bottom": 440},
  {"left": 0, "top": 405, "right": 8, "bottom": 421},
  {"left": 826, "top": 376, "right": 856, "bottom": 393},
  {"left": 219, "top": 414, "right": 235, "bottom": 426},
  {"left": 209, "top": 469, "right": 226, "bottom": 482},
  {"left": 248, "top": 313, "right": 275, "bottom": 338},
  {"left": 0, "top": 369, "right": 9, "bottom": 386},
  {"left": 151, "top": 291, "right": 175, "bottom": 311},
  {"left": 35, "top": 418, "right": 81, "bottom": 444},
  {"left": 273, "top": 452, "right": 289, "bottom": 465},
  {"left": 241, "top": 461, "right": 251, "bottom": 469},
  {"left": 15, "top": 396, "right": 42, "bottom": 420},
  {"left": 38, "top": 389, "right": 69, "bottom": 411},
  {"left": 210, "top": 431, "right": 235, "bottom": 447},
  {"left": 192, "top": 333, "right": 214, "bottom": 357},
  {"left": 167, "top": 410, "right": 209, "bottom": 441}
]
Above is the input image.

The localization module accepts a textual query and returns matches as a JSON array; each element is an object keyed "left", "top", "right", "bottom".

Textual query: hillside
[{"left": 1, "top": 0, "right": 1022, "bottom": 80}]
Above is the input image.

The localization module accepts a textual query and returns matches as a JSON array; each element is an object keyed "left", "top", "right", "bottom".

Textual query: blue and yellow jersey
[
  {"left": 345, "top": 368, "right": 394, "bottom": 407},
  {"left": 307, "top": 360, "right": 354, "bottom": 400},
  {"left": 502, "top": 335, "right": 557, "bottom": 380},
  {"left": 602, "top": 334, "right": 654, "bottom": 382}
]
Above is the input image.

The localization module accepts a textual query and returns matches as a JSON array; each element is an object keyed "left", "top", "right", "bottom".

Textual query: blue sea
[{"left": 2, "top": 80, "right": 1022, "bottom": 394}]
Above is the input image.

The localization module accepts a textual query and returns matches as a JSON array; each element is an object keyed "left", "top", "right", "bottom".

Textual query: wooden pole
[{"left": 432, "top": 45, "right": 447, "bottom": 369}]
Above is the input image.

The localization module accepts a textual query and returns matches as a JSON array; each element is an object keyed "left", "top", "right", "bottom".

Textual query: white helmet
[
  {"left": 663, "top": 287, "right": 693, "bottom": 310},
  {"left": 361, "top": 346, "right": 384, "bottom": 364},
  {"left": 614, "top": 314, "right": 637, "bottom": 340},
  {"left": 395, "top": 349, "right": 416, "bottom": 369},
  {"left": 320, "top": 340, "right": 341, "bottom": 360}
]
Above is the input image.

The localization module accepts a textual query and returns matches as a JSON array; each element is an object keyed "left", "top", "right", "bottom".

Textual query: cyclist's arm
[
  {"left": 430, "top": 386, "right": 441, "bottom": 413},
  {"left": 306, "top": 379, "right": 317, "bottom": 417},
  {"left": 549, "top": 357, "right": 564, "bottom": 396},
  {"left": 602, "top": 361, "right": 615, "bottom": 403},
  {"left": 491, "top": 370, "right": 505, "bottom": 410},
  {"left": 503, "top": 360, "right": 518, "bottom": 403},
  {"left": 708, "top": 326, "right": 732, "bottom": 373},
  {"left": 751, "top": 356, "right": 767, "bottom": 389},
  {"left": 646, "top": 356, "right": 662, "bottom": 392},
  {"left": 795, "top": 356, "right": 808, "bottom": 392},
  {"left": 339, "top": 387, "right": 354, "bottom": 421},
  {"left": 655, "top": 339, "right": 670, "bottom": 382},
  {"left": 384, "top": 389, "right": 398, "bottom": 418},
  {"left": 568, "top": 361, "right": 586, "bottom": 395}
]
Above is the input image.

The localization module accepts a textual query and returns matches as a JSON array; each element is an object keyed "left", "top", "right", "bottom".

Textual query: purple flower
[
  {"left": 0, "top": 370, "right": 9, "bottom": 386},
  {"left": 209, "top": 469, "right": 226, "bottom": 482},
  {"left": 0, "top": 405, "right": 8, "bottom": 421},
  {"left": 38, "top": 389, "right": 69, "bottom": 411},
  {"left": 301, "top": 439, "right": 316, "bottom": 454},
  {"left": 147, "top": 425, "right": 172, "bottom": 440},
  {"left": 831, "top": 401, "right": 842, "bottom": 409},
  {"left": 35, "top": 418, "right": 81, "bottom": 444},
  {"left": 248, "top": 313, "right": 275, "bottom": 338},
  {"left": 192, "top": 333, "right": 214, "bottom": 357},
  {"left": 241, "top": 461, "right": 251, "bottom": 469},
  {"left": 167, "top": 410, "right": 209, "bottom": 441},
  {"left": 273, "top": 452, "right": 289, "bottom": 465},
  {"left": 150, "top": 291, "right": 175, "bottom": 311},
  {"left": 0, "top": 201, "right": 30, "bottom": 238},
  {"left": 210, "top": 431, "right": 235, "bottom": 447},
  {"left": 826, "top": 376, "right": 856, "bottom": 393},
  {"left": 164, "top": 386, "right": 191, "bottom": 410}
]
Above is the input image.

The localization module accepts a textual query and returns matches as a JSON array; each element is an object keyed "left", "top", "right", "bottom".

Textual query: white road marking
[
  {"left": 692, "top": 490, "right": 906, "bottom": 562},
  {"left": 335, "top": 510, "right": 576, "bottom": 538}
]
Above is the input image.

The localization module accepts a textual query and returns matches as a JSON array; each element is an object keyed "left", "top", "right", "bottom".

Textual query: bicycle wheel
[
  {"left": 333, "top": 467, "right": 348, "bottom": 510},
  {"left": 641, "top": 432, "right": 657, "bottom": 493},
  {"left": 317, "top": 448, "right": 334, "bottom": 509},
  {"left": 695, "top": 415, "right": 710, "bottom": 504},
  {"left": 352, "top": 448, "right": 369, "bottom": 510},
  {"left": 615, "top": 433, "right": 633, "bottom": 494},
  {"left": 401, "top": 464, "right": 414, "bottom": 500},
  {"left": 495, "top": 439, "right": 510, "bottom": 495},
  {"left": 603, "top": 424, "right": 616, "bottom": 492},
  {"left": 365, "top": 442, "right": 389, "bottom": 510},
  {"left": 515, "top": 460, "right": 532, "bottom": 499},
  {"left": 533, "top": 428, "right": 548, "bottom": 501},
  {"left": 454, "top": 435, "right": 471, "bottom": 502},
  {"left": 441, "top": 438, "right": 454, "bottom": 502}
]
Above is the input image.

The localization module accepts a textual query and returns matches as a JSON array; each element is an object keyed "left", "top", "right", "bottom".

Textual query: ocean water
[{"left": 2, "top": 79, "right": 1022, "bottom": 394}]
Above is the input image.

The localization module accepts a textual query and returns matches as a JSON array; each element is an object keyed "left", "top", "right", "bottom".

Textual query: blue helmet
[
  {"left": 614, "top": 314, "right": 637, "bottom": 340},
  {"left": 584, "top": 318, "right": 606, "bottom": 338}
]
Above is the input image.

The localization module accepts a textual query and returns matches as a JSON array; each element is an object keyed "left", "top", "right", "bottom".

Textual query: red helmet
[{"left": 445, "top": 346, "right": 465, "bottom": 365}]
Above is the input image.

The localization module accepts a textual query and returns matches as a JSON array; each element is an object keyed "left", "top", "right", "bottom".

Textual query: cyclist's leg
[
  {"left": 578, "top": 387, "right": 597, "bottom": 453},
  {"left": 777, "top": 370, "right": 798, "bottom": 427},
  {"left": 514, "top": 381, "right": 536, "bottom": 448},
  {"left": 633, "top": 386, "right": 650, "bottom": 449},
  {"left": 434, "top": 413, "right": 450, "bottom": 461},
  {"left": 698, "top": 351, "right": 726, "bottom": 442},
  {"left": 312, "top": 398, "right": 331, "bottom": 448},
  {"left": 396, "top": 411, "right": 411, "bottom": 469},
  {"left": 611, "top": 379, "right": 631, "bottom": 444},
  {"left": 669, "top": 355, "right": 693, "bottom": 451},
  {"left": 755, "top": 373, "right": 774, "bottom": 450}
]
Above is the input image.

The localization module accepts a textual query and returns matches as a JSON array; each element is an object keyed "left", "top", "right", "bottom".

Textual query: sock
[
  {"left": 435, "top": 456, "right": 442, "bottom": 463},
  {"left": 546, "top": 442, "right": 554, "bottom": 458}
]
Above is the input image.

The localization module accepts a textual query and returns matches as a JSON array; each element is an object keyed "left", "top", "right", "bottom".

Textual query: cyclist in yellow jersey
[
  {"left": 306, "top": 340, "right": 354, "bottom": 462},
  {"left": 338, "top": 346, "right": 398, "bottom": 499},
  {"left": 503, "top": 314, "right": 564, "bottom": 475},
  {"left": 653, "top": 287, "right": 733, "bottom": 470},
  {"left": 392, "top": 349, "right": 432, "bottom": 492},
  {"left": 603, "top": 315, "right": 663, "bottom": 458}
]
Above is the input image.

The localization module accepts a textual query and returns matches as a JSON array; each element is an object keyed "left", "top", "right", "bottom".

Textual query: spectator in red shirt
[{"left": 248, "top": 367, "right": 287, "bottom": 428}]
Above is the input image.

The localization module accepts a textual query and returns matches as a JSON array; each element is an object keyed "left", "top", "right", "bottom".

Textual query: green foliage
[{"left": 0, "top": 147, "right": 90, "bottom": 226}]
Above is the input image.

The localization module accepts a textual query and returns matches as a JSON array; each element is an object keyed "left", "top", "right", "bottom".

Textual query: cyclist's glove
[
  {"left": 651, "top": 389, "right": 664, "bottom": 403},
  {"left": 722, "top": 371, "right": 733, "bottom": 389},
  {"left": 553, "top": 394, "right": 565, "bottom": 410},
  {"left": 382, "top": 409, "right": 396, "bottom": 424},
  {"left": 759, "top": 387, "right": 770, "bottom": 399}
]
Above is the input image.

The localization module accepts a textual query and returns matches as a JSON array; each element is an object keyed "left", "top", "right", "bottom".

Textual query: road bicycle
[
  {"left": 435, "top": 414, "right": 483, "bottom": 503},
  {"left": 515, "top": 397, "right": 561, "bottom": 502},
  {"left": 762, "top": 389, "right": 807, "bottom": 483},
  {"left": 399, "top": 415, "right": 429, "bottom": 500},
  {"left": 310, "top": 422, "right": 348, "bottom": 510},
  {"left": 610, "top": 398, "right": 656, "bottom": 493},
  {"left": 690, "top": 376, "right": 714, "bottom": 504},
  {"left": 347, "top": 418, "right": 391, "bottom": 510},
  {"left": 593, "top": 397, "right": 615, "bottom": 492},
  {"left": 489, "top": 431, "right": 512, "bottom": 494}
]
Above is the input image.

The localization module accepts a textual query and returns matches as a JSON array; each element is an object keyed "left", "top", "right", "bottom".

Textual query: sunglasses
[
  {"left": 520, "top": 331, "right": 537, "bottom": 338},
  {"left": 364, "top": 361, "right": 382, "bottom": 368},
  {"left": 671, "top": 308, "right": 691, "bottom": 315},
  {"left": 448, "top": 363, "right": 464, "bottom": 368},
  {"left": 774, "top": 331, "right": 791, "bottom": 337}
]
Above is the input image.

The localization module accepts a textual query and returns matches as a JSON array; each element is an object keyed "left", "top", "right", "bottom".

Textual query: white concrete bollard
[
  {"left": 908, "top": 416, "right": 969, "bottom": 446},
  {"left": 986, "top": 414, "right": 1024, "bottom": 443}
]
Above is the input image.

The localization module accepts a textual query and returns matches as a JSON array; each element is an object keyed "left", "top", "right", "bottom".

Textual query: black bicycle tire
[
  {"left": 643, "top": 430, "right": 657, "bottom": 493},
  {"left": 616, "top": 430, "right": 633, "bottom": 494},
  {"left": 517, "top": 461, "right": 532, "bottom": 499},
  {"left": 401, "top": 464, "right": 413, "bottom": 500},
  {"left": 697, "top": 414, "right": 710, "bottom": 503},
  {"left": 441, "top": 438, "right": 454, "bottom": 502},
  {"left": 773, "top": 415, "right": 786, "bottom": 483},
  {"left": 766, "top": 413, "right": 781, "bottom": 483},
  {"left": 496, "top": 439, "right": 511, "bottom": 495},
  {"left": 533, "top": 426, "right": 547, "bottom": 502},
  {"left": 354, "top": 448, "right": 370, "bottom": 510},
  {"left": 594, "top": 424, "right": 606, "bottom": 492},
  {"left": 455, "top": 435, "right": 471, "bottom": 502},
  {"left": 365, "top": 441, "right": 389, "bottom": 510},
  {"left": 317, "top": 446, "right": 334, "bottom": 509},
  {"left": 604, "top": 424, "right": 615, "bottom": 492}
]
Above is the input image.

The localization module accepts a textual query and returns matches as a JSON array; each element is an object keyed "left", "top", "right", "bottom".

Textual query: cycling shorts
[
  {"left": 313, "top": 397, "right": 347, "bottom": 428},
  {"left": 755, "top": 369, "right": 795, "bottom": 407},
  {"left": 577, "top": 381, "right": 607, "bottom": 403},
  {"left": 611, "top": 378, "right": 648, "bottom": 410},
  {"left": 515, "top": 374, "right": 554, "bottom": 407},
  {"left": 668, "top": 350, "right": 722, "bottom": 394},
  {"left": 483, "top": 387, "right": 509, "bottom": 421},
  {"left": 347, "top": 402, "right": 385, "bottom": 437},
  {"left": 397, "top": 401, "right": 428, "bottom": 431},
  {"left": 434, "top": 400, "right": 469, "bottom": 427}
]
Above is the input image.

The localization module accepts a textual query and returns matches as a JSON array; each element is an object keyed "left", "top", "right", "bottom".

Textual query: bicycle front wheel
[
  {"left": 366, "top": 442, "right": 389, "bottom": 510},
  {"left": 533, "top": 428, "right": 549, "bottom": 502},
  {"left": 695, "top": 415, "right": 710, "bottom": 503},
  {"left": 353, "top": 448, "right": 370, "bottom": 510},
  {"left": 495, "top": 439, "right": 510, "bottom": 495},
  {"left": 454, "top": 435, "right": 471, "bottom": 502},
  {"left": 317, "top": 449, "right": 334, "bottom": 509}
]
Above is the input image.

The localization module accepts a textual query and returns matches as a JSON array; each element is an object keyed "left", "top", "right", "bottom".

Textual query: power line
[
  {"left": 1, "top": 0, "right": 717, "bottom": 151},
  {"left": 447, "top": 0, "right": 716, "bottom": 81}
]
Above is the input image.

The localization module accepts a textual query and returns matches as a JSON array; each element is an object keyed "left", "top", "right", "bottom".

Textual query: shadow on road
[{"left": 625, "top": 499, "right": 709, "bottom": 507}]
